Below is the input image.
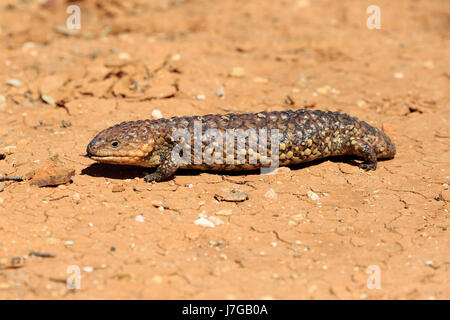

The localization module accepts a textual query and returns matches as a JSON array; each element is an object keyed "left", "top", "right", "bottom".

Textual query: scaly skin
[{"left": 86, "top": 109, "right": 396, "bottom": 182}]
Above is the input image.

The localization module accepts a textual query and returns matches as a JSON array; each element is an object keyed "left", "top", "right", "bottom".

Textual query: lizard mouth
[{"left": 85, "top": 153, "right": 145, "bottom": 165}]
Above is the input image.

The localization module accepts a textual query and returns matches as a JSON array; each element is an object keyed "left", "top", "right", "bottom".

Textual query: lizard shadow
[
  {"left": 81, "top": 156, "right": 391, "bottom": 181},
  {"left": 81, "top": 163, "right": 148, "bottom": 180}
]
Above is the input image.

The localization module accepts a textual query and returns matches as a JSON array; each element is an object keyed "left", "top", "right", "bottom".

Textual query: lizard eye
[{"left": 111, "top": 141, "right": 120, "bottom": 148}]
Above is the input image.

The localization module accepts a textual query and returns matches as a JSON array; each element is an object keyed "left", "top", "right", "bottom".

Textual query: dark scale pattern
[{"left": 86, "top": 109, "right": 396, "bottom": 182}]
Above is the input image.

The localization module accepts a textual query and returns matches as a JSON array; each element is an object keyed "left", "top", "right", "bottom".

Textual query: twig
[
  {"left": 0, "top": 176, "right": 23, "bottom": 182},
  {"left": 29, "top": 250, "right": 56, "bottom": 258}
]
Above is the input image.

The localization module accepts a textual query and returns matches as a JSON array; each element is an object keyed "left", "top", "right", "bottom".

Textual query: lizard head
[{"left": 86, "top": 120, "right": 156, "bottom": 167}]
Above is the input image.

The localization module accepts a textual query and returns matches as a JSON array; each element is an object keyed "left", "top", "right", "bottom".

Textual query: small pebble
[
  {"left": 394, "top": 72, "right": 404, "bottom": 79},
  {"left": 215, "top": 86, "right": 225, "bottom": 98},
  {"left": 216, "top": 209, "right": 232, "bottom": 216},
  {"left": 135, "top": 215, "right": 145, "bottom": 223},
  {"left": 0, "top": 183, "right": 4, "bottom": 192},
  {"left": 296, "top": 0, "right": 310, "bottom": 8},
  {"left": 151, "top": 109, "right": 163, "bottom": 119},
  {"left": 264, "top": 188, "right": 277, "bottom": 199},
  {"left": 64, "top": 240, "right": 74, "bottom": 246},
  {"left": 41, "top": 95, "right": 55, "bottom": 105},
  {"left": 194, "top": 217, "right": 215, "bottom": 228},
  {"left": 229, "top": 67, "right": 246, "bottom": 78},
  {"left": 209, "top": 216, "right": 224, "bottom": 226},
  {"left": 151, "top": 200, "right": 163, "bottom": 207},
  {"left": 83, "top": 266, "right": 94, "bottom": 273},
  {"left": 197, "top": 94, "right": 206, "bottom": 100},
  {"left": 22, "top": 42, "right": 38, "bottom": 51},
  {"left": 215, "top": 188, "right": 248, "bottom": 202},
  {"left": 5, "top": 79, "right": 22, "bottom": 87},
  {"left": 152, "top": 275, "right": 163, "bottom": 284},
  {"left": 356, "top": 100, "right": 366, "bottom": 107},
  {"left": 276, "top": 167, "right": 291, "bottom": 174},
  {"left": 119, "top": 52, "right": 131, "bottom": 60},
  {"left": 308, "top": 285, "right": 318, "bottom": 293},
  {"left": 45, "top": 238, "right": 61, "bottom": 246},
  {"left": 0, "top": 197, "right": 4, "bottom": 204},
  {"left": 72, "top": 193, "right": 81, "bottom": 201},
  {"left": 307, "top": 190, "right": 320, "bottom": 201},
  {"left": 316, "top": 85, "right": 331, "bottom": 94},
  {"left": 0, "top": 95, "right": 6, "bottom": 110},
  {"left": 253, "top": 77, "right": 269, "bottom": 83}
]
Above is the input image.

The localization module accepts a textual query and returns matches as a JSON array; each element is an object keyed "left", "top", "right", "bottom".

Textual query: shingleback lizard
[{"left": 85, "top": 109, "right": 396, "bottom": 182}]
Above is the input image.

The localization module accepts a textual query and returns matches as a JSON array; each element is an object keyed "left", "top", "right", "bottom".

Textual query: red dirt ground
[{"left": 0, "top": 0, "right": 449, "bottom": 299}]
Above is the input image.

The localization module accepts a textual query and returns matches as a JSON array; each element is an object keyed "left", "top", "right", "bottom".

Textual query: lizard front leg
[{"left": 144, "top": 151, "right": 179, "bottom": 182}]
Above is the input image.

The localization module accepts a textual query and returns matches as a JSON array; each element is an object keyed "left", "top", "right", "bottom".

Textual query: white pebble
[
  {"left": 230, "top": 67, "right": 245, "bottom": 78},
  {"left": 151, "top": 109, "right": 163, "bottom": 119},
  {"left": 135, "top": 215, "right": 145, "bottom": 222},
  {"left": 119, "top": 52, "right": 131, "bottom": 60},
  {"left": 356, "top": 100, "right": 366, "bottom": 107},
  {"left": 264, "top": 188, "right": 277, "bottom": 199},
  {"left": 197, "top": 94, "right": 206, "bottom": 100},
  {"left": 83, "top": 266, "right": 94, "bottom": 272},
  {"left": 307, "top": 190, "right": 320, "bottom": 201},
  {"left": 5, "top": 78, "right": 22, "bottom": 87},
  {"left": 394, "top": 72, "right": 404, "bottom": 79},
  {"left": 0, "top": 95, "right": 6, "bottom": 110},
  {"left": 72, "top": 193, "right": 81, "bottom": 201},
  {"left": 194, "top": 217, "right": 215, "bottom": 228},
  {"left": 215, "top": 86, "right": 225, "bottom": 98},
  {"left": 41, "top": 95, "right": 55, "bottom": 105},
  {"left": 209, "top": 216, "right": 224, "bottom": 226},
  {"left": 216, "top": 209, "right": 232, "bottom": 216}
]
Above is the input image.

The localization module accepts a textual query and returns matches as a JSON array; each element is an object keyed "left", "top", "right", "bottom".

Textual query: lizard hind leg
[
  {"left": 144, "top": 152, "right": 179, "bottom": 182},
  {"left": 351, "top": 140, "right": 378, "bottom": 171}
]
